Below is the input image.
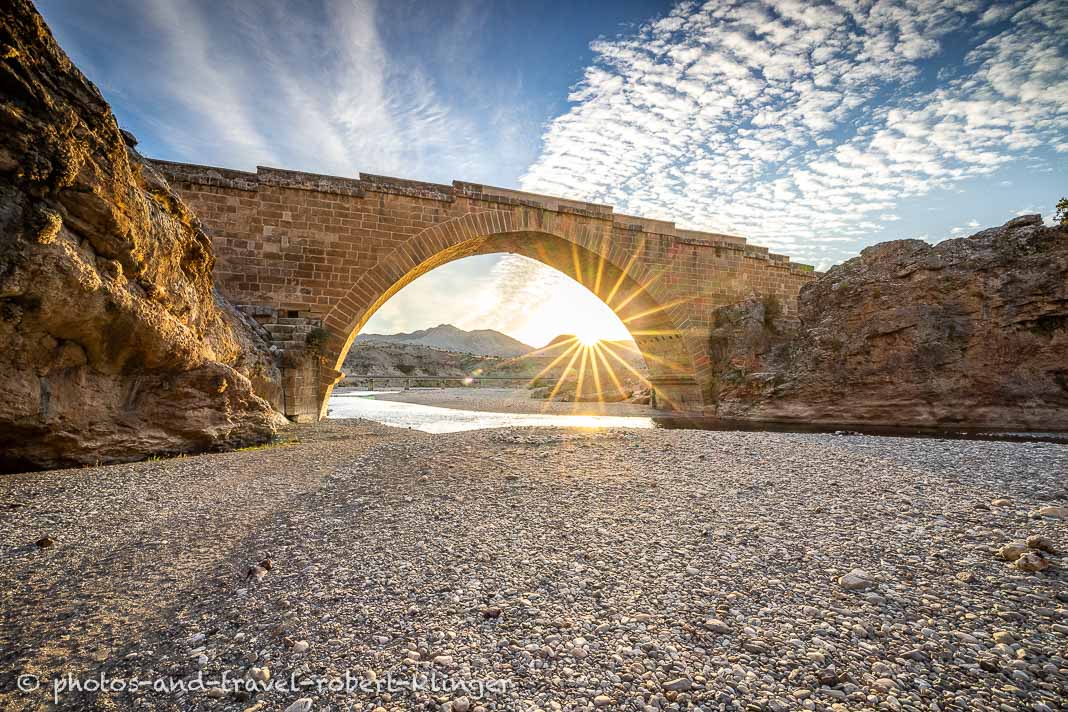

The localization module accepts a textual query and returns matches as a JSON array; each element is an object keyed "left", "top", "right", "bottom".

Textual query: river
[{"left": 326, "top": 390, "right": 1068, "bottom": 443}]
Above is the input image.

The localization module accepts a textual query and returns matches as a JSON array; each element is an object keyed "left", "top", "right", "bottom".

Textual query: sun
[{"left": 576, "top": 331, "right": 602, "bottom": 346}]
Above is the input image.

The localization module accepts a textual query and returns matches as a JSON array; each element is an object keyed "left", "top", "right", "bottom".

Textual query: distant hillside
[
  {"left": 340, "top": 334, "right": 647, "bottom": 386},
  {"left": 356, "top": 324, "right": 533, "bottom": 357}
]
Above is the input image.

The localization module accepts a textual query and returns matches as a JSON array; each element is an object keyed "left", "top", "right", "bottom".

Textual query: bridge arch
[{"left": 317, "top": 209, "right": 704, "bottom": 418}]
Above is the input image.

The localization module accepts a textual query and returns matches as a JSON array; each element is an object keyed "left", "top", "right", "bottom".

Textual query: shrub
[
  {"left": 304, "top": 327, "right": 330, "bottom": 353},
  {"left": 761, "top": 293, "right": 783, "bottom": 331},
  {"left": 1056, "top": 197, "right": 1068, "bottom": 226}
]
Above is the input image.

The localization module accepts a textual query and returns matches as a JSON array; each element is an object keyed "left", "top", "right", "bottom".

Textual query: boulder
[
  {"left": 838, "top": 568, "right": 875, "bottom": 591},
  {"left": 708, "top": 215, "right": 1068, "bottom": 429},
  {"left": 0, "top": 0, "right": 286, "bottom": 471}
]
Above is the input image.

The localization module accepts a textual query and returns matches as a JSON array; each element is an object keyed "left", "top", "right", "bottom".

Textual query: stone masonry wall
[{"left": 154, "top": 160, "right": 816, "bottom": 418}]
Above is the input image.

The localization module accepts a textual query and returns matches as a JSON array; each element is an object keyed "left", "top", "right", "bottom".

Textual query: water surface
[
  {"left": 327, "top": 391, "right": 655, "bottom": 433},
  {"left": 328, "top": 391, "right": 1068, "bottom": 443}
]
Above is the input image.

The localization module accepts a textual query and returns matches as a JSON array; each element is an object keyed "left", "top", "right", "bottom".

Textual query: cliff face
[
  {"left": 0, "top": 0, "right": 286, "bottom": 471},
  {"left": 709, "top": 216, "right": 1068, "bottom": 430}
]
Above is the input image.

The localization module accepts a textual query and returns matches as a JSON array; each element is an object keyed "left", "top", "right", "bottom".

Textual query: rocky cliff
[
  {"left": 709, "top": 215, "right": 1068, "bottom": 430},
  {"left": 0, "top": 0, "right": 287, "bottom": 471}
]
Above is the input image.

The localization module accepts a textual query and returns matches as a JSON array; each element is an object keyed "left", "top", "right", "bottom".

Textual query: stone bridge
[{"left": 154, "top": 161, "right": 816, "bottom": 421}]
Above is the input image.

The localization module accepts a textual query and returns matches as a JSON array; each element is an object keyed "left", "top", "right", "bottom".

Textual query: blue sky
[{"left": 38, "top": 0, "right": 1068, "bottom": 345}]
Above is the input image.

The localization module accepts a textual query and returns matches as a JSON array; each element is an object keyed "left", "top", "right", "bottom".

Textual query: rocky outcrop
[
  {"left": 0, "top": 0, "right": 286, "bottom": 471},
  {"left": 709, "top": 215, "right": 1068, "bottom": 430}
]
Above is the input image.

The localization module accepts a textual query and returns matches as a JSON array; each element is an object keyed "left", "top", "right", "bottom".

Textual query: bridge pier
[
  {"left": 648, "top": 376, "right": 704, "bottom": 412},
  {"left": 236, "top": 306, "right": 328, "bottom": 423}
]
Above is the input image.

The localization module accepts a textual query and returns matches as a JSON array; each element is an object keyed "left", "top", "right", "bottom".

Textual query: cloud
[
  {"left": 520, "top": 0, "right": 1068, "bottom": 267},
  {"left": 52, "top": 0, "right": 522, "bottom": 183}
]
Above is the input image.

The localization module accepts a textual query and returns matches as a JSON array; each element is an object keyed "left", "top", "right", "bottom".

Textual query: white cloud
[
  {"left": 520, "top": 0, "right": 1068, "bottom": 267},
  {"left": 96, "top": 0, "right": 524, "bottom": 183}
]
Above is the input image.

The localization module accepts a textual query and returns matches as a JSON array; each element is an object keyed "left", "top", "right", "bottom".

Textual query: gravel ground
[
  {"left": 2, "top": 423, "right": 1067, "bottom": 712},
  {"left": 364, "top": 388, "right": 659, "bottom": 417}
]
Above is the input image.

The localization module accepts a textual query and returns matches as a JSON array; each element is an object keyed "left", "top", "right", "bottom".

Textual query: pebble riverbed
[{"left": 1, "top": 422, "right": 1066, "bottom": 711}]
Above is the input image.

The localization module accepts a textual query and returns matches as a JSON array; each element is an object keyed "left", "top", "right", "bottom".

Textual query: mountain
[{"left": 355, "top": 324, "right": 534, "bottom": 357}]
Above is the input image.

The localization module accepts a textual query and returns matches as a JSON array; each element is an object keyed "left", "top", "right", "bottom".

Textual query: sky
[{"left": 38, "top": 0, "right": 1068, "bottom": 347}]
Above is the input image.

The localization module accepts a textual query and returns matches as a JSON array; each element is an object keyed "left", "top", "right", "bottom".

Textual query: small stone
[
  {"left": 955, "top": 571, "right": 975, "bottom": 583},
  {"left": 997, "top": 542, "right": 1029, "bottom": 561},
  {"left": 990, "top": 498, "right": 1012, "bottom": 507},
  {"left": 1026, "top": 534, "right": 1057, "bottom": 553},
  {"left": 838, "top": 569, "right": 874, "bottom": 591},
  {"left": 251, "top": 666, "right": 270, "bottom": 682},
  {"left": 703, "top": 618, "right": 730, "bottom": 634},
  {"left": 291, "top": 640, "right": 310, "bottom": 654},
  {"left": 206, "top": 688, "right": 226, "bottom": 699},
  {"left": 35, "top": 535, "right": 55, "bottom": 548},
  {"left": 284, "top": 699, "right": 313, "bottom": 712},
  {"left": 1031, "top": 506, "right": 1068, "bottom": 519},
  {"left": 593, "top": 695, "right": 613, "bottom": 707},
  {"left": 481, "top": 606, "right": 502, "bottom": 619},
  {"left": 792, "top": 689, "right": 812, "bottom": 699},
  {"left": 452, "top": 697, "right": 471, "bottom": 712},
  {"left": 1014, "top": 553, "right": 1050, "bottom": 572},
  {"left": 992, "top": 631, "right": 1014, "bottom": 645},
  {"left": 663, "top": 677, "right": 692, "bottom": 692},
  {"left": 433, "top": 655, "right": 454, "bottom": 666}
]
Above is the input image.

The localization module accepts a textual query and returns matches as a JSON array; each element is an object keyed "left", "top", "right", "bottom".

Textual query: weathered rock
[
  {"left": 663, "top": 677, "right": 692, "bottom": 692},
  {"left": 0, "top": 0, "right": 287, "bottom": 471},
  {"left": 838, "top": 568, "right": 874, "bottom": 591},
  {"left": 1030, "top": 506, "right": 1068, "bottom": 519},
  {"left": 998, "top": 542, "right": 1029, "bottom": 561},
  {"left": 703, "top": 618, "right": 730, "bottom": 634},
  {"left": 1026, "top": 534, "right": 1056, "bottom": 553},
  {"left": 1014, "top": 553, "right": 1050, "bottom": 573},
  {"left": 707, "top": 215, "right": 1068, "bottom": 429},
  {"left": 992, "top": 631, "right": 1014, "bottom": 645}
]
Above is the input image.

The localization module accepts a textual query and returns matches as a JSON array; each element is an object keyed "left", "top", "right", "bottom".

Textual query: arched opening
[
  {"left": 343, "top": 252, "right": 653, "bottom": 408},
  {"left": 318, "top": 220, "right": 705, "bottom": 418}
]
